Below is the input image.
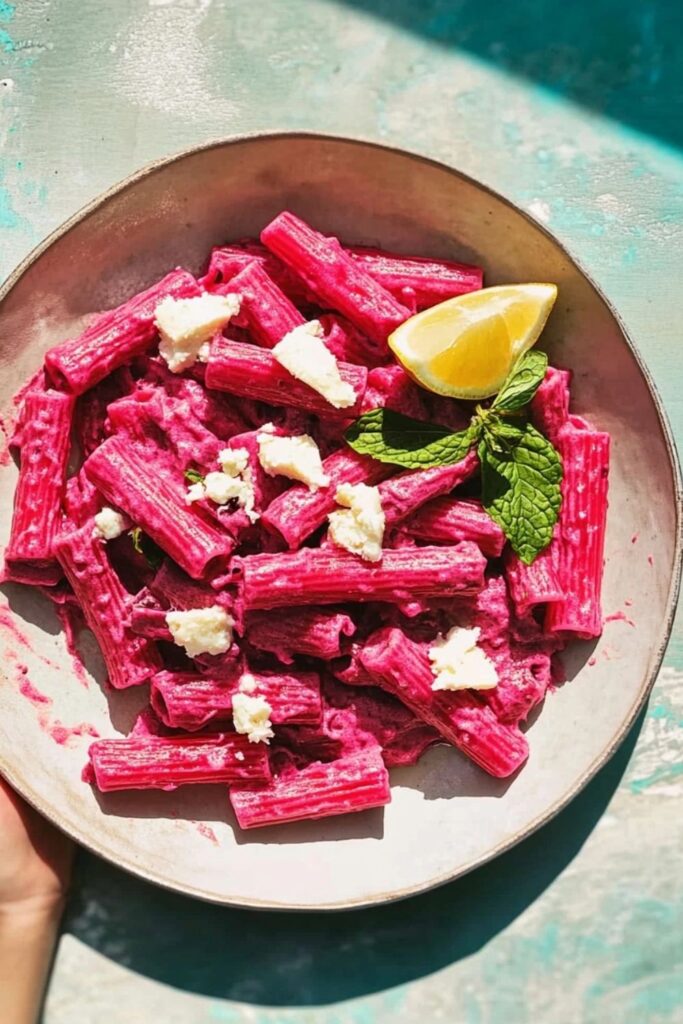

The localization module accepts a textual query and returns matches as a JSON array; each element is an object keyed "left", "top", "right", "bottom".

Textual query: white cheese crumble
[
  {"left": 155, "top": 292, "right": 240, "bottom": 373},
  {"left": 231, "top": 692, "right": 274, "bottom": 744},
  {"left": 257, "top": 431, "right": 329, "bottom": 490},
  {"left": 238, "top": 672, "right": 258, "bottom": 694},
  {"left": 92, "top": 507, "right": 126, "bottom": 541},
  {"left": 218, "top": 447, "right": 250, "bottom": 477},
  {"left": 272, "top": 320, "right": 356, "bottom": 409},
  {"left": 328, "top": 482, "right": 385, "bottom": 562},
  {"left": 203, "top": 471, "right": 247, "bottom": 505},
  {"left": 185, "top": 448, "right": 258, "bottom": 522},
  {"left": 185, "top": 481, "right": 206, "bottom": 505},
  {"left": 429, "top": 626, "right": 498, "bottom": 691},
  {"left": 235, "top": 750, "right": 245, "bottom": 761},
  {"left": 165, "top": 606, "right": 233, "bottom": 658}
]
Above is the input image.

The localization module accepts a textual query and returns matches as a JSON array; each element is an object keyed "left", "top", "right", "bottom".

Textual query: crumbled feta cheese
[
  {"left": 239, "top": 672, "right": 258, "bottom": 694},
  {"left": 92, "top": 507, "right": 126, "bottom": 541},
  {"left": 231, "top": 692, "right": 274, "bottom": 744},
  {"left": 429, "top": 626, "right": 498, "bottom": 691},
  {"left": 199, "top": 469, "right": 258, "bottom": 523},
  {"left": 257, "top": 431, "right": 329, "bottom": 490},
  {"left": 203, "top": 471, "right": 246, "bottom": 505},
  {"left": 328, "top": 482, "right": 385, "bottom": 562},
  {"left": 200, "top": 450, "right": 259, "bottom": 522},
  {"left": 166, "top": 606, "right": 233, "bottom": 658},
  {"left": 272, "top": 320, "right": 356, "bottom": 409},
  {"left": 218, "top": 447, "right": 250, "bottom": 478},
  {"left": 155, "top": 292, "right": 240, "bottom": 373},
  {"left": 185, "top": 481, "right": 206, "bottom": 504},
  {"left": 237, "top": 466, "right": 259, "bottom": 524},
  {"left": 235, "top": 750, "right": 245, "bottom": 762}
]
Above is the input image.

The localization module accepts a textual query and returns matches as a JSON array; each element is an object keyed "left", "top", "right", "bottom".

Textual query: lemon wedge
[{"left": 388, "top": 283, "right": 558, "bottom": 400}]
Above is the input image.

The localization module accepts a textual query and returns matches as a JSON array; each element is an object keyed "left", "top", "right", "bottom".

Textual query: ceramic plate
[{"left": 0, "top": 134, "right": 680, "bottom": 909}]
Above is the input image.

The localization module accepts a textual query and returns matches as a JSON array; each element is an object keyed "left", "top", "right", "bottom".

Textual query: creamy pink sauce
[
  {"left": 6, "top": 651, "right": 53, "bottom": 705},
  {"left": 0, "top": 605, "right": 61, "bottom": 670},
  {"left": 0, "top": 606, "right": 33, "bottom": 649},
  {"left": 20, "top": 678, "right": 52, "bottom": 706},
  {"left": 605, "top": 610, "right": 636, "bottom": 628},
  {"left": 7, "top": 651, "right": 97, "bottom": 746},
  {"left": 195, "top": 822, "right": 219, "bottom": 845},
  {"left": 0, "top": 412, "right": 12, "bottom": 467},
  {"left": 40, "top": 717, "right": 99, "bottom": 747},
  {"left": 71, "top": 658, "right": 89, "bottom": 688}
]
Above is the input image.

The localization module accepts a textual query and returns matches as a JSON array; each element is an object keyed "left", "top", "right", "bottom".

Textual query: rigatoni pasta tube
[
  {"left": 233, "top": 542, "right": 486, "bottom": 612},
  {"left": 261, "top": 212, "right": 410, "bottom": 345},
  {"left": 403, "top": 497, "right": 505, "bottom": 557},
  {"left": 227, "top": 260, "right": 304, "bottom": 348},
  {"left": 379, "top": 450, "right": 479, "bottom": 527},
  {"left": 262, "top": 447, "right": 392, "bottom": 549},
  {"left": 84, "top": 434, "right": 234, "bottom": 580},
  {"left": 150, "top": 668, "right": 322, "bottom": 731},
  {"left": 360, "top": 626, "right": 529, "bottom": 778},
  {"left": 4, "top": 390, "right": 74, "bottom": 586},
  {"left": 88, "top": 733, "right": 271, "bottom": 791},
  {"left": 545, "top": 425, "right": 610, "bottom": 639},
  {"left": 55, "top": 523, "right": 162, "bottom": 689},
  {"left": 230, "top": 749, "right": 390, "bottom": 829},
  {"left": 45, "top": 269, "right": 200, "bottom": 394},
  {"left": 245, "top": 608, "right": 356, "bottom": 663},
  {"left": 206, "top": 336, "right": 367, "bottom": 417}
]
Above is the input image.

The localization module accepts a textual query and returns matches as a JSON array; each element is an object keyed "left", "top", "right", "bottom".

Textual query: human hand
[
  {"left": 0, "top": 776, "right": 73, "bottom": 915},
  {"left": 0, "top": 777, "right": 74, "bottom": 1024}
]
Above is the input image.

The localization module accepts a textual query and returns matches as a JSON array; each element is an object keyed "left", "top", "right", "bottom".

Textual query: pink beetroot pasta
[
  {"left": 150, "top": 667, "right": 322, "bottom": 731},
  {"left": 89, "top": 733, "right": 271, "bottom": 791},
  {"left": 3, "top": 208, "right": 611, "bottom": 834}
]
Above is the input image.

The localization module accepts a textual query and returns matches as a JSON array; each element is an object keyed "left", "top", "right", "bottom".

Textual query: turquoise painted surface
[{"left": 0, "top": 2, "right": 681, "bottom": 1021}]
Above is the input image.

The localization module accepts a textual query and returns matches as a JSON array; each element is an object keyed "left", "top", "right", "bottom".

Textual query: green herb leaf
[
  {"left": 184, "top": 468, "right": 204, "bottom": 485},
  {"left": 492, "top": 350, "right": 548, "bottom": 414},
  {"left": 130, "top": 526, "right": 144, "bottom": 556},
  {"left": 129, "top": 527, "right": 164, "bottom": 570},
  {"left": 480, "top": 423, "right": 562, "bottom": 564},
  {"left": 345, "top": 408, "right": 480, "bottom": 469},
  {"left": 481, "top": 415, "right": 527, "bottom": 455}
]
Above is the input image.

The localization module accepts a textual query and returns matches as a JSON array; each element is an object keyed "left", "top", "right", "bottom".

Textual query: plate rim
[{"left": 1, "top": 130, "right": 681, "bottom": 911}]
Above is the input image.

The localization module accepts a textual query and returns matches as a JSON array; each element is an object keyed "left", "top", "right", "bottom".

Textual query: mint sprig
[
  {"left": 184, "top": 468, "right": 204, "bottom": 485},
  {"left": 344, "top": 349, "right": 562, "bottom": 563},
  {"left": 491, "top": 350, "right": 548, "bottom": 414},
  {"left": 344, "top": 409, "right": 477, "bottom": 469},
  {"left": 480, "top": 425, "right": 562, "bottom": 564}
]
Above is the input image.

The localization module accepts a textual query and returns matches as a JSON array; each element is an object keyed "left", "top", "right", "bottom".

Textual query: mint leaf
[
  {"left": 482, "top": 415, "right": 526, "bottom": 455},
  {"left": 129, "top": 527, "right": 163, "bottom": 570},
  {"left": 492, "top": 350, "right": 548, "bottom": 414},
  {"left": 184, "top": 468, "right": 204, "bottom": 485},
  {"left": 345, "top": 408, "right": 479, "bottom": 469},
  {"left": 480, "top": 423, "right": 562, "bottom": 563}
]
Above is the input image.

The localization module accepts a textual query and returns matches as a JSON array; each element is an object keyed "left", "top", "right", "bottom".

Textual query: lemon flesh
[{"left": 388, "top": 283, "right": 558, "bottom": 400}]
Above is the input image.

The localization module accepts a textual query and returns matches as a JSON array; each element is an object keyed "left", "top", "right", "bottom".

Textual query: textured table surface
[{"left": 1, "top": 2, "right": 682, "bottom": 1022}]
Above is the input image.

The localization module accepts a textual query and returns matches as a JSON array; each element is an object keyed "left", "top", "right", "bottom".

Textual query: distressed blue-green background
[{"left": 1, "top": 1, "right": 682, "bottom": 1021}]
